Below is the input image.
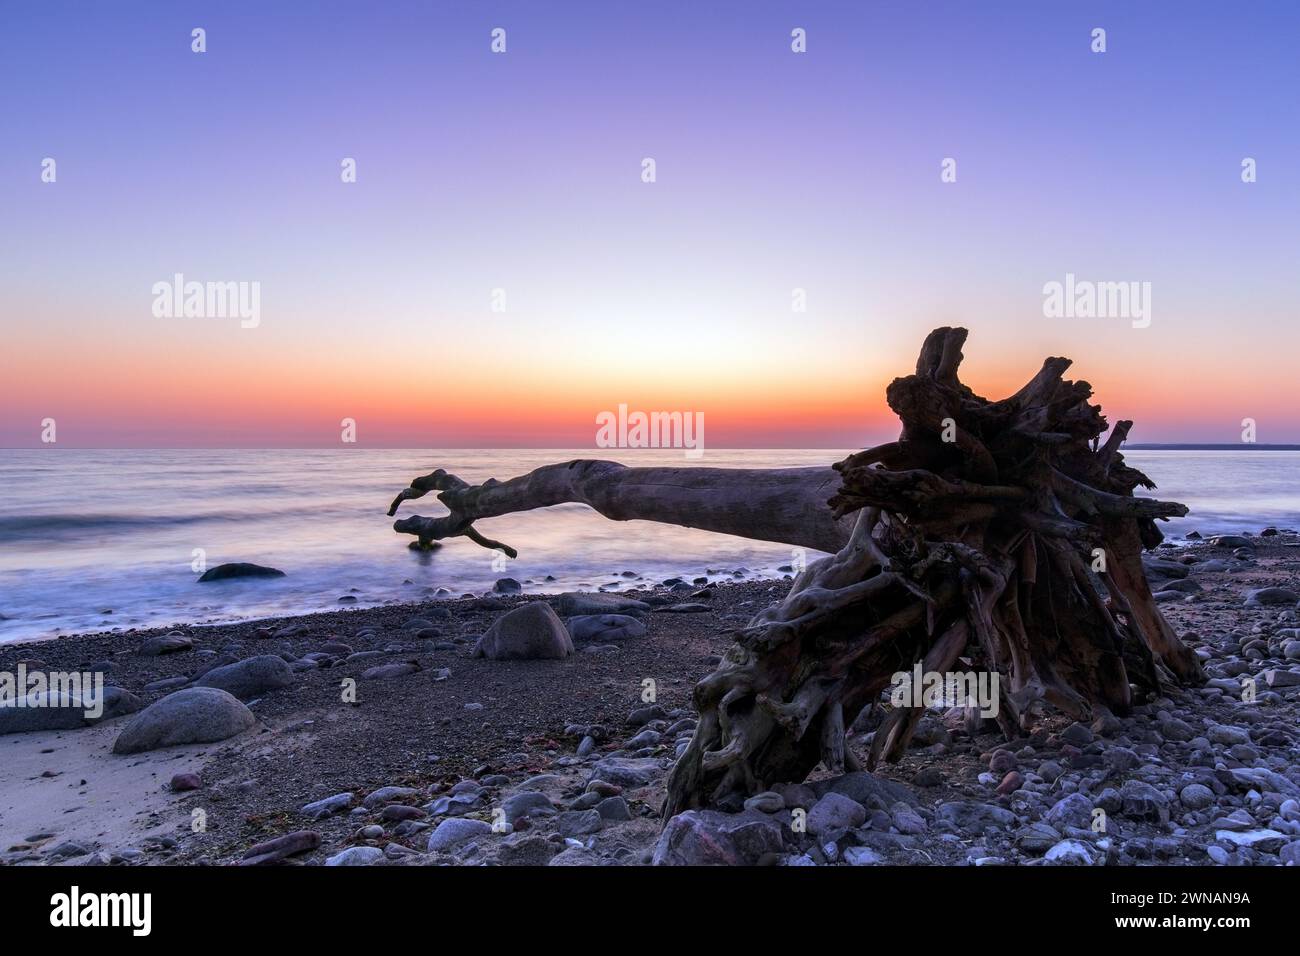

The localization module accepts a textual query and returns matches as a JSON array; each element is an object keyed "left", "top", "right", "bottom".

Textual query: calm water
[{"left": 0, "top": 449, "right": 1296, "bottom": 644}]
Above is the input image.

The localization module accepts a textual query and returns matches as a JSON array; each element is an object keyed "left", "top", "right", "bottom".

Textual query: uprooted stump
[{"left": 384, "top": 327, "right": 1205, "bottom": 819}]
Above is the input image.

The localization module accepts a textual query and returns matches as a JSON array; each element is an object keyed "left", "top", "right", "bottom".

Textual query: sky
[{"left": 1, "top": 0, "right": 1298, "bottom": 447}]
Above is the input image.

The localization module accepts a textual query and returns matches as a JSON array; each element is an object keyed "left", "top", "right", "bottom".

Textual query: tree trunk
[{"left": 384, "top": 327, "right": 1205, "bottom": 819}]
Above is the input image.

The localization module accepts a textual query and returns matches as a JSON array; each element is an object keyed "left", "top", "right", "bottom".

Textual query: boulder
[
  {"left": 554, "top": 593, "right": 650, "bottom": 616},
  {"left": 652, "top": 809, "right": 787, "bottom": 865},
  {"left": 197, "top": 562, "right": 286, "bottom": 582},
  {"left": 426, "top": 818, "right": 493, "bottom": 853},
  {"left": 473, "top": 602, "right": 573, "bottom": 660},
  {"left": 565, "top": 614, "right": 648, "bottom": 643},
  {"left": 1245, "top": 587, "right": 1299, "bottom": 607},
  {"left": 192, "top": 655, "right": 294, "bottom": 700},
  {"left": 0, "top": 686, "right": 143, "bottom": 735},
  {"left": 112, "top": 687, "right": 256, "bottom": 754}
]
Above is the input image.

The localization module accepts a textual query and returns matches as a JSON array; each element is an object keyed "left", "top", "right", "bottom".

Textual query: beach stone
[
  {"left": 1045, "top": 839, "right": 1095, "bottom": 865},
  {"left": 238, "top": 830, "right": 319, "bottom": 865},
  {"left": 170, "top": 772, "right": 202, "bottom": 792},
  {"left": 566, "top": 614, "right": 648, "bottom": 643},
  {"left": 555, "top": 593, "right": 650, "bottom": 616},
  {"left": 300, "top": 792, "right": 354, "bottom": 820},
  {"left": 143, "top": 676, "right": 190, "bottom": 694},
  {"left": 138, "top": 633, "right": 193, "bottom": 656},
  {"left": 557, "top": 809, "right": 603, "bottom": 837},
  {"left": 363, "top": 786, "right": 420, "bottom": 808},
  {"left": 497, "top": 834, "right": 561, "bottom": 866},
  {"left": 197, "top": 562, "right": 285, "bottom": 582},
  {"left": 112, "top": 687, "right": 255, "bottom": 754},
  {"left": 652, "top": 809, "right": 786, "bottom": 865},
  {"left": 1207, "top": 724, "right": 1250, "bottom": 746},
  {"left": 1119, "top": 780, "right": 1170, "bottom": 823},
  {"left": 193, "top": 655, "right": 294, "bottom": 700},
  {"left": 843, "top": 846, "right": 885, "bottom": 865},
  {"left": 325, "top": 846, "right": 384, "bottom": 866},
  {"left": 808, "top": 793, "right": 867, "bottom": 835},
  {"left": 0, "top": 686, "right": 143, "bottom": 735},
  {"left": 1263, "top": 669, "right": 1300, "bottom": 688},
  {"left": 502, "top": 791, "right": 554, "bottom": 823},
  {"left": 815, "top": 771, "right": 919, "bottom": 808},
  {"left": 1044, "top": 792, "right": 1095, "bottom": 829},
  {"left": 1209, "top": 535, "right": 1252, "bottom": 549},
  {"left": 936, "top": 801, "right": 1017, "bottom": 830},
  {"left": 473, "top": 602, "right": 573, "bottom": 660},
  {"left": 596, "top": 796, "right": 632, "bottom": 822},
  {"left": 588, "top": 756, "right": 659, "bottom": 788},
  {"left": 1179, "top": 783, "right": 1215, "bottom": 809},
  {"left": 493, "top": 577, "right": 522, "bottom": 593},
  {"left": 361, "top": 662, "right": 419, "bottom": 680},
  {"left": 1246, "top": 587, "right": 1299, "bottom": 606},
  {"left": 426, "top": 818, "right": 493, "bottom": 853},
  {"left": 744, "top": 791, "right": 786, "bottom": 813},
  {"left": 1215, "top": 829, "right": 1287, "bottom": 852}
]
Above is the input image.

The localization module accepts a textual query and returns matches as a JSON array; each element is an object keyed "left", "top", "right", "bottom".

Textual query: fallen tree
[{"left": 386, "top": 327, "right": 1204, "bottom": 817}]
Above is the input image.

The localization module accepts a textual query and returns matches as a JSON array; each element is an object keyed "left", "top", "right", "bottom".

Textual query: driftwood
[{"left": 385, "top": 327, "right": 1204, "bottom": 818}]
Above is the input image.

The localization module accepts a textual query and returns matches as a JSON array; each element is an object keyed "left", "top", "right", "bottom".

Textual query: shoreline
[{"left": 3, "top": 533, "right": 1300, "bottom": 866}]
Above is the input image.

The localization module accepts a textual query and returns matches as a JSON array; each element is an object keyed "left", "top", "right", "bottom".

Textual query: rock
[
  {"left": 808, "top": 793, "right": 867, "bottom": 835},
  {"left": 325, "top": 846, "right": 384, "bottom": 866},
  {"left": 138, "top": 633, "right": 193, "bottom": 656},
  {"left": 936, "top": 801, "right": 1017, "bottom": 830},
  {"left": 557, "top": 809, "right": 603, "bottom": 838},
  {"left": 473, "top": 602, "right": 573, "bottom": 660},
  {"left": 1215, "top": 829, "right": 1287, "bottom": 852},
  {"left": 170, "top": 772, "right": 202, "bottom": 792},
  {"left": 1209, "top": 535, "right": 1252, "bottom": 549},
  {"left": 652, "top": 809, "right": 786, "bottom": 865},
  {"left": 1044, "top": 793, "right": 1095, "bottom": 830},
  {"left": 1207, "top": 724, "right": 1250, "bottom": 746},
  {"left": 143, "top": 676, "right": 190, "bottom": 694},
  {"left": 238, "top": 830, "right": 320, "bottom": 865},
  {"left": 565, "top": 614, "right": 648, "bottom": 643},
  {"left": 843, "top": 846, "right": 884, "bottom": 865},
  {"left": 502, "top": 791, "right": 554, "bottom": 823},
  {"left": 1262, "top": 668, "right": 1300, "bottom": 688},
  {"left": 996, "top": 771, "right": 1024, "bottom": 795},
  {"left": 301, "top": 792, "right": 354, "bottom": 820},
  {"left": 744, "top": 791, "right": 786, "bottom": 813},
  {"left": 111, "top": 688, "right": 255, "bottom": 754},
  {"left": 1119, "top": 780, "right": 1169, "bottom": 823},
  {"left": 1245, "top": 587, "right": 1299, "bottom": 606},
  {"left": 381, "top": 805, "right": 426, "bottom": 822},
  {"left": 192, "top": 655, "right": 294, "bottom": 699},
  {"left": 497, "top": 834, "right": 561, "bottom": 866},
  {"left": 426, "top": 818, "right": 493, "bottom": 853},
  {"left": 363, "top": 786, "right": 420, "bottom": 808},
  {"left": 1015, "top": 822, "right": 1062, "bottom": 853},
  {"left": 493, "top": 577, "right": 522, "bottom": 593},
  {"left": 891, "top": 803, "right": 927, "bottom": 834},
  {"left": 1142, "top": 558, "right": 1189, "bottom": 579},
  {"left": 1045, "top": 839, "right": 1095, "bottom": 865},
  {"left": 360, "top": 662, "right": 419, "bottom": 680},
  {"left": 815, "top": 771, "right": 919, "bottom": 808},
  {"left": 1179, "top": 783, "right": 1215, "bottom": 809},
  {"left": 0, "top": 686, "right": 142, "bottom": 735},
  {"left": 554, "top": 593, "right": 650, "bottom": 616},
  {"left": 661, "top": 603, "right": 711, "bottom": 613},
  {"left": 197, "top": 562, "right": 285, "bottom": 582},
  {"left": 587, "top": 756, "right": 660, "bottom": 788},
  {"left": 1158, "top": 717, "right": 1195, "bottom": 742},
  {"left": 596, "top": 796, "right": 632, "bottom": 822},
  {"left": 1280, "top": 841, "right": 1300, "bottom": 865}
]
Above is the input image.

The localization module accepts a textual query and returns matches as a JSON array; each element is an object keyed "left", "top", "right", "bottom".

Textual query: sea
[{"left": 2, "top": 448, "right": 1297, "bottom": 644}]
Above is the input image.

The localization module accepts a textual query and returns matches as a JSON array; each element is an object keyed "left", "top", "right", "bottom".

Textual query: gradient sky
[{"left": 2, "top": 1, "right": 1298, "bottom": 447}]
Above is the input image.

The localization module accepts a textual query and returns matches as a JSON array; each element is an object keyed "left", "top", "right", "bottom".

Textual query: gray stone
[
  {"left": 137, "top": 633, "right": 193, "bottom": 656},
  {"left": 197, "top": 562, "right": 285, "bottom": 582},
  {"left": 473, "top": 602, "right": 574, "bottom": 660},
  {"left": 808, "top": 792, "right": 867, "bottom": 835},
  {"left": 363, "top": 786, "right": 420, "bottom": 808},
  {"left": 111, "top": 687, "right": 255, "bottom": 754},
  {"left": 325, "top": 846, "right": 384, "bottom": 866},
  {"left": 554, "top": 593, "right": 650, "bottom": 616},
  {"left": 652, "top": 809, "right": 786, "bottom": 865},
  {"left": 843, "top": 846, "right": 884, "bottom": 865},
  {"left": 1045, "top": 839, "right": 1095, "bottom": 865},
  {"left": 501, "top": 791, "right": 554, "bottom": 823},
  {"left": 192, "top": 655, "right": 294, "bottom": 699},
  {"left": 1179, "top": 783, "right": 1215, "bottom": 810},
  {"left": 936, "top": 801, "right": 1017, "bottom": 830},
  {"left": 587, "top": 756, "right": 659, "bottom": 788},
  {"left": 1044, "top": 793, "right": 1095, "bottom": 830},
  {"left": 426, "top": 818, "right": 493, "bottom": 853},
  {"left": 1245, "top": 587, "right": 1298, "bottom": 606},
  {"left": 301, "top": 792, "right": 354, "bottom": 820},
  {"left": 565, "top": 614, "right": 647, "bottom": 643}
]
